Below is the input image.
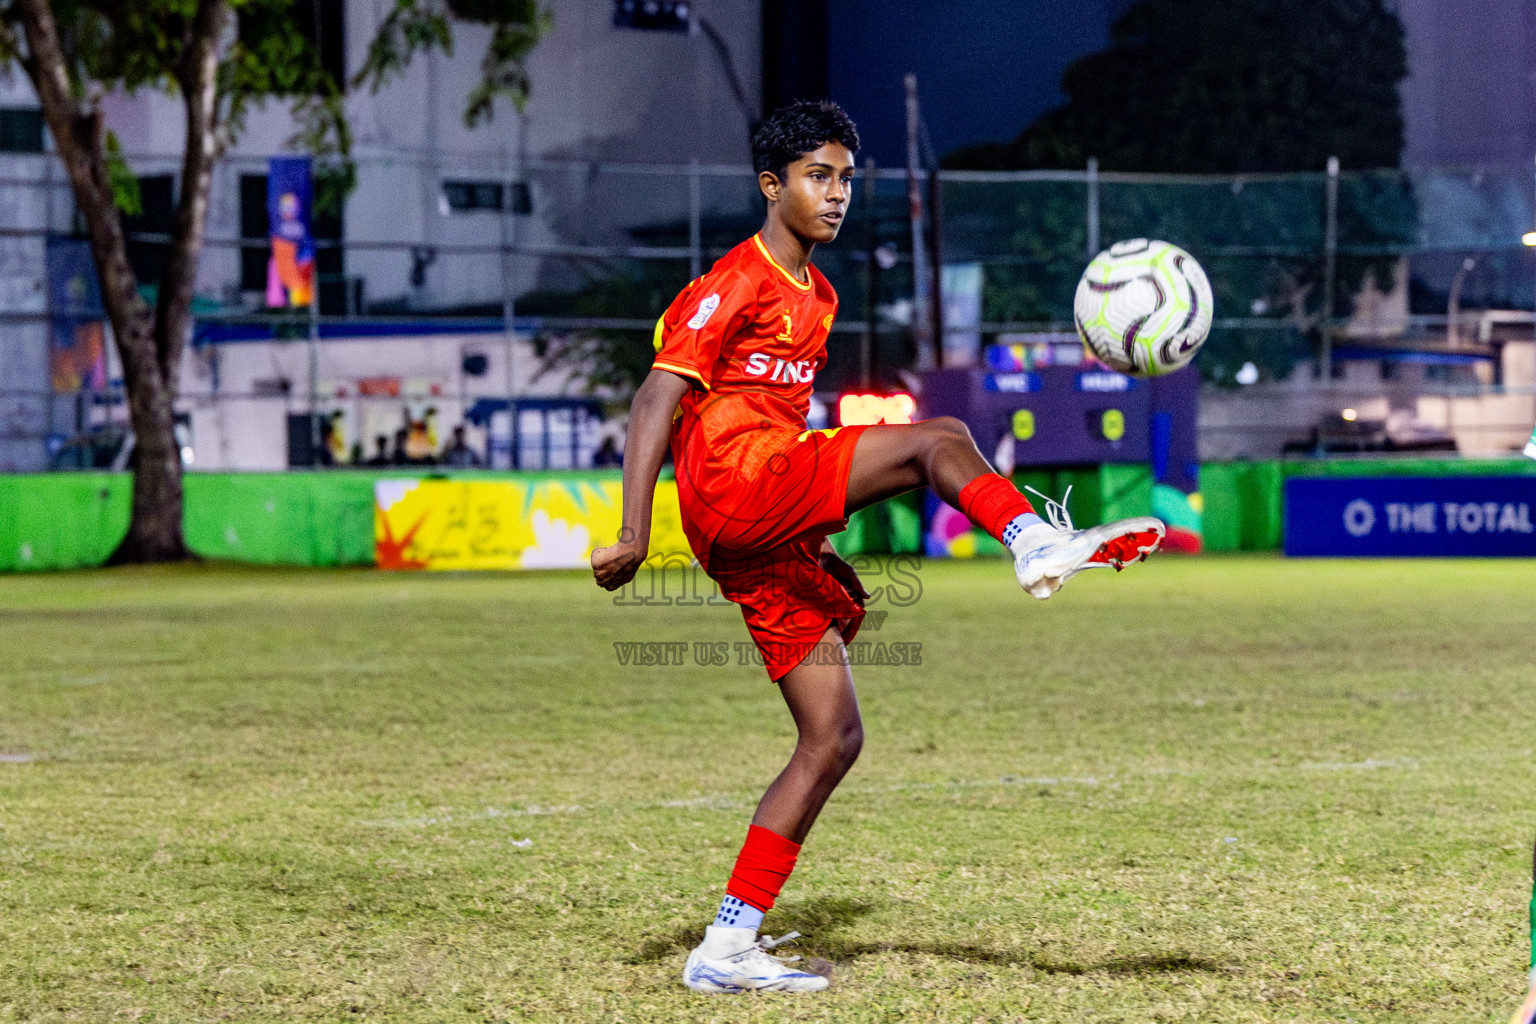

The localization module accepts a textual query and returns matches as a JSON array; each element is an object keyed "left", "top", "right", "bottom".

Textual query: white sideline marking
[
  {"left": 1300, "top": 757, "right": 1416, "bottom": 772},
  {"left": 360, "top": 775, "right": 1100, "bottom": 829},
  {"left": 0, "top": 753, "right": 36, "bottom": 764},
  {"left": 360, "top": 804, "right": 585, "bottom": 828},
  {"left": 354, "top": 761, "right": 1424, "bottom": 831}
]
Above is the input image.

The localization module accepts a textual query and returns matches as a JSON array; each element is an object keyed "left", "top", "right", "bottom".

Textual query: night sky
[{"left": 828, "top": 0, "right": 1139, "bottom": 165}]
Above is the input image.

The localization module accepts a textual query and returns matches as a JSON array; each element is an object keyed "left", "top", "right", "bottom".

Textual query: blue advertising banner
[
  {"left": 45, "top": 236, "right": 106, "bottom": 393},
  {"left": 266, "top": 155, "right": 314, "bottom": 308},
  {"left": 1285, "top": 476, "right": 1536, "bottom": 557}
]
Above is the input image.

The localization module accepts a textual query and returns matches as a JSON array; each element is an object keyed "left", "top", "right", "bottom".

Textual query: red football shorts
[{"left": 677, "top": 424, "right": 870, "bottom": 681}]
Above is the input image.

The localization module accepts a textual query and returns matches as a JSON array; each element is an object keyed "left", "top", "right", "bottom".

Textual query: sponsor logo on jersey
[
  {"left": 687, "top": 293, "right": 721, "bottom": 329},
  {"left": 744, "top": 352, "right": 816, "bottom": 383}
]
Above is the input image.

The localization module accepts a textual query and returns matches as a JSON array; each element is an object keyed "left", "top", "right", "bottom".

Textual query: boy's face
[{"left": 760, "top": 143, "right": 856, "bottom": 244}]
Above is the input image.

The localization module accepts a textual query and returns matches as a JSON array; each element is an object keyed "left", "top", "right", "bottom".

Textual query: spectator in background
[
  {"left": 441, "top": 425, "right": 482, "bottom": 468},
  {"left": 364, "top": 434, "right": 391, "bottom": 467},
  {"left": 404, "top": 415, "right": 436, "bottom": 465},
  {"left": 390, "top": 427, "right": 410, "bottom": 466},
  {"left": 315, "top": 415, "right": 337, "bottom": 467}
]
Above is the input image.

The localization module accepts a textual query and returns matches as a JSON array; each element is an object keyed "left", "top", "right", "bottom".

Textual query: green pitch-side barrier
[
  {"left": 3, "top": 459, "right": 1531, "bottom": 570},
  {"left": 0, "top": 466, "right": 1138, "bottom": 571}
]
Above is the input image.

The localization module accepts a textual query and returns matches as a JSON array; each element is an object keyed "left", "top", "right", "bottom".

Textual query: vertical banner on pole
[
  {"left": 1149, "top": 368, "right": 1202, "bottom": 552},
  {"left": 266, "top": 156, "right": 315, "bottom": 308},
  {"left": 940, "top": 263, "right": 982, "bottom": 368},
  {"left": 45, "top": 237, "right": 106, "bottom": 393}
]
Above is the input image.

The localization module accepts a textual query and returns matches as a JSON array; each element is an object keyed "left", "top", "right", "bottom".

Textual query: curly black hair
[{"left": 751, "top": 99, "right": 860, "bottom": 180}]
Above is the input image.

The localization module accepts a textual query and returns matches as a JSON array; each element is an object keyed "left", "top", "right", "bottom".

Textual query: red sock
[
  {"left": 724, "top": 824, "right": 801, "bottom": 912},
  {"left": 956, "top": 472, "right": 1035, "bottom": 545}
]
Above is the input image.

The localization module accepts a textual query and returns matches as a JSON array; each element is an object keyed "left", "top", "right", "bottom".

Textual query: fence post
[
  {"left": 1321, "top": 155, "right": 1340, "bottom": 383},
  {"left": 688, "top": 157, "right": 702, "bottom": 280},
  {"left": 1086, "top": 156, "right": 1100, "bottom": 259},
  {"left": 501, "top": 122, "right": 527, "bottom": 469}
]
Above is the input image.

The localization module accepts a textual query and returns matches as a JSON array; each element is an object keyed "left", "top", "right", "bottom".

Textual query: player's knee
[
  {"left": 825, "top": 719, "right": 865, "bottom": 773},
  {"left": 801, "top": 718, "right": 863, "bottom": 777},
  {"left": 925, "top": 416, "right": 977, "bottom": 459},
  {"left": 838, "top": 720, "right": 865, "bottom": 769},
  {"left": 925, "top": 416, "right": 972, "bottom": 443}
]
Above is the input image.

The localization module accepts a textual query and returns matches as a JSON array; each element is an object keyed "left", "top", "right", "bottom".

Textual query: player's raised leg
[
  {"left": 684, "top": 626, "right": 860, "bottom": 993},
  {"left": 844, "top": 416, "right": 1164, "bottom": 599}
]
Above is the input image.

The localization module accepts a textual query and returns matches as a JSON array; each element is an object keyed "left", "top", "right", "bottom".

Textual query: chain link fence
[{"left": 1, "top": 151, "right": 1533, "bottom": 469}]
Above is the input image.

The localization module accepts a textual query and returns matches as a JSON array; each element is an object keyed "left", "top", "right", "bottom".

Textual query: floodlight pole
[
  {"left": 500, "top": 115, "right": 528, "bottom": 468},
  {"left": 688, "top": 157, "right": 702, "bottom": 280},
  {"left": 1086, "top": 156, "right": 1100, "bottom": 259},
  {"left": 861, "top": 156, "right": 877, "bottom": 390},
  {"left": 1320, "top": 155, "right": 1340, "bottom": 383},
  {"left": 904, "top": 74, "right": 931, "bottom": 366},
  {"left": 928, "top": 154, "right": 944, "bottom": 368},
  {"left": 308, "top": 288, "right": 320, "bottom": 463}
]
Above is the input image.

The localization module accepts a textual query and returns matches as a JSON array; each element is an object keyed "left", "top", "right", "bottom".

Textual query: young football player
[{"left": 591, "top": 99, "right": 1165, "bottom": 994}]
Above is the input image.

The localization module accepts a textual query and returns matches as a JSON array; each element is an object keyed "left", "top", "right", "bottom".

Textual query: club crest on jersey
[{"left": 687, "top": 294, "right": 721, "bottom": 329}]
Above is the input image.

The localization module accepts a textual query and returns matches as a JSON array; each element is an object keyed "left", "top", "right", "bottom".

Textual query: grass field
[{"left": 2, "top": 555, "right": 1536, "bottom": 1022}]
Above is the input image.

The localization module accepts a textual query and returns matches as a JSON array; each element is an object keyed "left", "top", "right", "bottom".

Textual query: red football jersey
[
  {"left": 652, "top": 233, "right": 837, "bottom": 435},
  {"left": 652, "top": 234, "right": 843, "bottom": 559}
]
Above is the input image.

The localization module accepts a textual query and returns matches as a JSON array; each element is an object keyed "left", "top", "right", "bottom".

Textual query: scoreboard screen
[{"left": 917, "top": 362, "right": 1198, "bottom": 474}]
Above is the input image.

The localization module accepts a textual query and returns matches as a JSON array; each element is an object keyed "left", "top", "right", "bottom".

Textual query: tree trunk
[
  {"left": 17, "top": 0, "right": 226, "bottom": 564},
  {"left": 110, "top": 317, "right": 188, "bottom": 564}
]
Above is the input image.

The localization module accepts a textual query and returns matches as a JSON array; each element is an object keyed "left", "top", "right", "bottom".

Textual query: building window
[
  {"left": 443, "top": 180, "right": 531, "bottom": 214},
  {"left": 444, "top": 180, "right": 504, "bottom": 212},
  {"left": 0, "top": 108, "right": 44, "bottom": 153},
  {"left": 122, "top": 174, "right": 175, "bottom": 287}
]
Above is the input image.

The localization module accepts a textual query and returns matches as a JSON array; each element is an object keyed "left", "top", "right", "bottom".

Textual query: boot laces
[
  {"left": 753, "top": 931, "right": 805, "bottom": 964},
  {"left": 1024, "top": 485, "right": 1076, "bottom": 533}
]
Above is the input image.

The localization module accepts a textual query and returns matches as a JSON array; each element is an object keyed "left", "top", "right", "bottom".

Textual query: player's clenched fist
[{"left": 592, "top": 538, "right": 646, "bottom": 590}]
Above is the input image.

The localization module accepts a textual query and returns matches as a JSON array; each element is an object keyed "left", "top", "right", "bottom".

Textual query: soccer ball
[{"left": 1073, "top": 239, "right": 1213, "bottom": 376}]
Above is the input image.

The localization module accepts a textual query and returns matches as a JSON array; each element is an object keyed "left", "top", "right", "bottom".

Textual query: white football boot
[
  {"left": 682, "top": 927, "right": 829, "bottom": 993},
  {"left": 1012, "top": 487, "right": 1165, "bottom": 600}
]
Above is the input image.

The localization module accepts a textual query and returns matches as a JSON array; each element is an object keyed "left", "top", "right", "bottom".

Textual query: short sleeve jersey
[{"left": 652, "top": 234, "right": 838, "bottom": 449}]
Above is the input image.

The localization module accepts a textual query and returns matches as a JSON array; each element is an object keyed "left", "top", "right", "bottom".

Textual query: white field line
[
  {"left": 358, "top": 775, "right": 1103, "bottom": 829},
  {"left": 354, "top": 756, "right": 1435, "bottom": 832}
]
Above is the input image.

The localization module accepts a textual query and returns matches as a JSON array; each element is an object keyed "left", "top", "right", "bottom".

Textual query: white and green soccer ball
[{"left": 1073, "top": 239, "right": 1214, "bottom": 376}]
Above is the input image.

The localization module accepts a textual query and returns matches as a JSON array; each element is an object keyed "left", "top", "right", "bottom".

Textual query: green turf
[{"left": 2, "top": 555, "right": 1535, "bottom": 1022}]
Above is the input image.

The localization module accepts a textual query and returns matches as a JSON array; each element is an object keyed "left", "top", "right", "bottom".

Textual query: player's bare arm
[
  {"left": 818, "top": 537, "right": 869, "bottom": 604},
  {"left": 590, "top": 367, "right": 691, "bottom": 591}
]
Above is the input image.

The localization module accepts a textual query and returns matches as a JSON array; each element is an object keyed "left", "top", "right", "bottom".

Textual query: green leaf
[{"left": 104, "top": 130, "right": 142, "bottom": 217}]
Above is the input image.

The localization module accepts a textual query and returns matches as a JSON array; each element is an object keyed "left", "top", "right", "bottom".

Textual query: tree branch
[{"left": 155, "top": 0, "right": 227, "bottom": 392}]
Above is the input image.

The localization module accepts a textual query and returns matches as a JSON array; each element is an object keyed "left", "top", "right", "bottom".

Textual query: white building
[{"left": 0, "top": 0, "right": 763, "bottom": 470}]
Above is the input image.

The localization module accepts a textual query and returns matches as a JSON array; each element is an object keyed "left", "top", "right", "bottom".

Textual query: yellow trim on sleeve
[
  {"left": 652, "top": 360, "right": 710, "bottom": 390},
  {"left": 752, "top": 234, "right": 812, "bottom": 291},
  {"left": 652, "top": 315, "right": 666, "bottom": 353}
]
